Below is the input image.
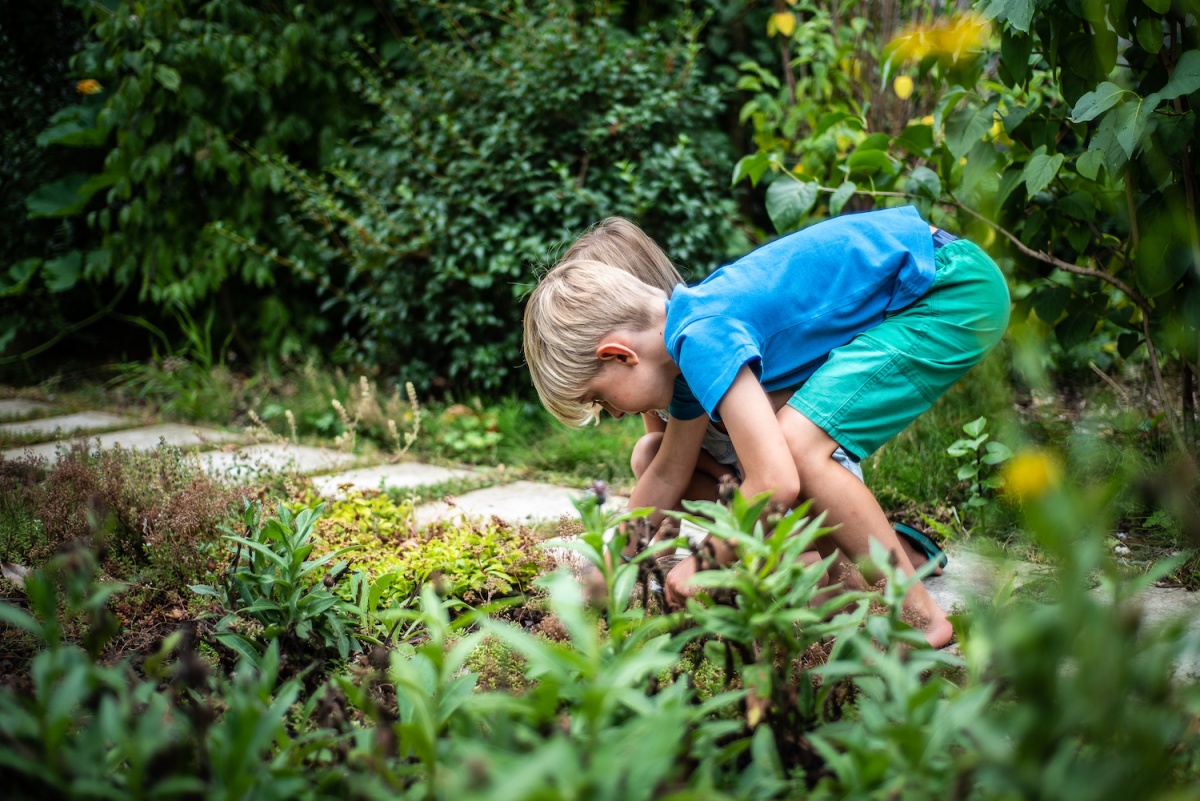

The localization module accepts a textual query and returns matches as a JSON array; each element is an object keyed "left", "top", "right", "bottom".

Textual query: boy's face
[{"left": 583, "top": 357, "right": 675, "bottom": 420}]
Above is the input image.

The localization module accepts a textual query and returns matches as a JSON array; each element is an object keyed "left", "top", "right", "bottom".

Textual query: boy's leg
[
  {"left": 776, "top": 408, "right": 955, "bottom": 647},
  {"left": 781, "top": 238, "right": 1010, "bottom": 648}
]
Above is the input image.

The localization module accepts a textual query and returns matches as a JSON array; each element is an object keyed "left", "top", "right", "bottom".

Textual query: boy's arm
[
  {"left": 625, "top": 413, "right": 709, "bottom": 530},
  {"left": 716, "top": 365, "right": 800, "bottom": 506},
  {"left": 641, "top": 411, "right": 667, "bottom": 435}
]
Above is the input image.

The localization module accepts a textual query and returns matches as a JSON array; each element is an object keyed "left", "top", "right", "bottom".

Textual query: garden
[{"left": 2, "top": 0, "right": 1200, "bottom": 798}]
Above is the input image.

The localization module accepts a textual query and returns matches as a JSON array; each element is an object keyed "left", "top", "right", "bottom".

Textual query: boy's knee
[{"left": 630, "top": 431, "right": 664, "bottom": 478}]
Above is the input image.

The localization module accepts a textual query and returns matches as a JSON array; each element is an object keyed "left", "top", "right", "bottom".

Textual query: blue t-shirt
[{"left": 663, "top": 206, "right": 935, "bottom": 422}]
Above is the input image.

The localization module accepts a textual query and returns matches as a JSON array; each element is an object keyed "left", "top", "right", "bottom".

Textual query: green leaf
[
  {"left": 1057, "top": 191, "right": 1095, "bottom": 222},
  {"left": 1023, "top": 147, "right": 1065, "bottom": 199},
  {"left": 994, "top": 165, "right": 1025, "bottom": 212},
  {"left": 188, "top": 584, "right": 221, "bottom": 597},
  {"left": 1119, "top": 95, "right": 1159, "bottom": 158},
  {"left": 1159, "top": 50, "right": 1200, "bottom": 101},
  {"left": 1076, "top": 149, "right": 1104, "bottom": 181},
  {"left": 945, "top": 98, "right": 998, "bottom": 159},
  {"left": 0, "top": 259, "right": 39, "bottom": 298},
  {"left": 1143, "top": 0, "right": 1169, "bottom": 14},
  {"left": 957, "top": 463, "right": 981, "bottom": 480},
  {"left": 765, "top": 179, "right": 818, "bottom": 234},
  {"left": 155, "top": 65, "right": 182, "bottom": 92},
  {"left": 1055, "top": 308, "right": 1096, "bottom": 351},
  {"left": 906, "top": 166, "right": 941, "bottom": 200},
  {"left": 37, "top": 103, "right": 111, "bottom": 148},
  {"left": 25, "top": 174, "right": 89, "bottom": 218},
  {"left": 1032, "top": 285, "right": 1070, "bottom": 324},
  {"left": 1135, "top": 209, "right": 1192, "bottom": 297},
  {"left": 1003, "top": 101, "right": 1032, "bottom": 133},
  {"left": 1136, "top": 18, "right": 1164, "bottom": 54},
  {"left": 43, "top": 251, "right": 83, "bottom": 293},
  {"left": 963, "top": 416, "right": 987, "bottom": 437},
  {"left": 894, "top": 123, "right": 933, "bottom": 157},
  {"left": 732, "top": 152, "right": 771, "bottom": 187},
  {"left": 846, "top": 149, "right": 893, "bottom": 175},
  {"left": 829, "top": 181, "right": 856, "bottom": 216},
  {"left": 0, "top": 603, "right": 41, "bottom": 636},
  {"left": 1070, "top": 82, "right": 1127, "bottom": 122},
  {"left": 1000, "top": 30, "right": 1033, "bottom": 86},
  {"left": 1092, "top": 102, "right": 1133, "bottom": 175},
  {"left": 982, "top": 441, "right": 1014, "bottom": 464},
  {"left": 982, "top": 0, "right": 1035, "bottom": 32},
  {"left": 1117, "top": 332, "right": 1141, "bottom": 358}
]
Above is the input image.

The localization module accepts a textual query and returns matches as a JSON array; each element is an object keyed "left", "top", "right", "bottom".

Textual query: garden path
[{"left": 3, "top": 396, "right": 1199, "bottom": 676}]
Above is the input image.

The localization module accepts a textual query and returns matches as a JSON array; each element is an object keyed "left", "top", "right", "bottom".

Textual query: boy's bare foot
[{"left": 922, "top": 616, "right": 956, "bottom": 649}]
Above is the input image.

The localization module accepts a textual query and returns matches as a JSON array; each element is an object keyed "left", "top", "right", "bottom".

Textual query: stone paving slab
[
  {"left": 0, "top": 411, "right": 133, "bottom": 437},
  {"left": 923, "top": 550, "right": 1045, "bottom": 614},
  {"left": 415, "top": 480, "right": 628, "bottom": 527},
  {"left": 1, "top": 423, "right": 240, "bottom": 462},
  {"left": 0, "top": 399, "right": 54, "bottom": 419},
  {"left": 311, "top": 462, "right": 475, "bottom": 498},
  {"left": 197, "top": 444, "right": 359, "bottom": 479}
]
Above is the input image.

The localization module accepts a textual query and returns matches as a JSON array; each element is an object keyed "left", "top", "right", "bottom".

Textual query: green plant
[
  {"left": 947, "top": 414, "right": 1014, "bottom": 512},
  {"left": 434, "top": 404, "right": 503, "bottom": 460},
  {"left": 191, "top": 500, "right": 362, "bottom": 664},
  {"left": 318, "top": 490, "right": 553, "bottom": 607},
  {"left": 0, "top": 547, "right": 360, "bottom": 800}
]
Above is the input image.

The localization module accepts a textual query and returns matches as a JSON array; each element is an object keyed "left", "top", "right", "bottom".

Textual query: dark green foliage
[
  {"left": 262, "top": 1, "right": 738, "bottom": 391},
  {"left": 4, "top": 0, "right": 376, "bottom": 367},
  {"left": 0, "top": 3, "right": 99, "bottom": 359}
]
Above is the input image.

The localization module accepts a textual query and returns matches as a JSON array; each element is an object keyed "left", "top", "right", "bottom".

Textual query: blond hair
[
  {"left": 560, "top": 217, "right": 684, "bottom": 295},
  {"left": 523, "top": 258, "right": 666, "bottom": 426}
]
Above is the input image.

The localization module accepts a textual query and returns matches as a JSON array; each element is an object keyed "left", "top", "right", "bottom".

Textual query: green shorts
[{"left": 788, "top": 239, "right": 1010, "bottom": 460}]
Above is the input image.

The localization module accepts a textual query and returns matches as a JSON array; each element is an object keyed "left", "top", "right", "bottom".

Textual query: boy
[
  {"left": 562, "top": 218, "right": 946, "bottom": 574},
  {"left": 523, "top": 206, "right": 1009, "bottom": 647}
]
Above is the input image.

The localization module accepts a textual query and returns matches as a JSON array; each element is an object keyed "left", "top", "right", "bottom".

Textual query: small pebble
[{"left": 1114, "top": 544, "right": 1131, "bottom": 556}]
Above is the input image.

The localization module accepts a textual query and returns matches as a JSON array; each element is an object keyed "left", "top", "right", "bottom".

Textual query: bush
[
  {"left": 3, "top": 0, "right": 377, "bottom": 367},
  {"left": 256, "top": 0, "right": 740, "bottom": 392}
]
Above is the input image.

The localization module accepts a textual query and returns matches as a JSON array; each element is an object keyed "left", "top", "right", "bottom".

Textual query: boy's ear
[{"left": 596, "top": 341, "right": 639, "bottom": 365}]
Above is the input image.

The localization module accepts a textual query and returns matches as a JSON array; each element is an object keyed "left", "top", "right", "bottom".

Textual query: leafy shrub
[
  {"left": 317, "top": 491, "right": 553, "bottom": 605},
  {"left": 5, "top": 0, "right": 378, "bottom": 367},
  {"left": 255, "top": 0, "right": 739, "bottom": 392}
]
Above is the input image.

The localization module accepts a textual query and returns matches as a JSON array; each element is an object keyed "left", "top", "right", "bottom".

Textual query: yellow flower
[
  {"left": 893, "top": 75, "right": 914, "bottom": 100},
  {"left": 1002, "top": 450, "right": 1062, "bottom": 503},
  {"left": 921, "top": 115, "right": 935, "bottom": 126},
  {"left": 76, "top": 79, "right": 102, "bottom": 95}
]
